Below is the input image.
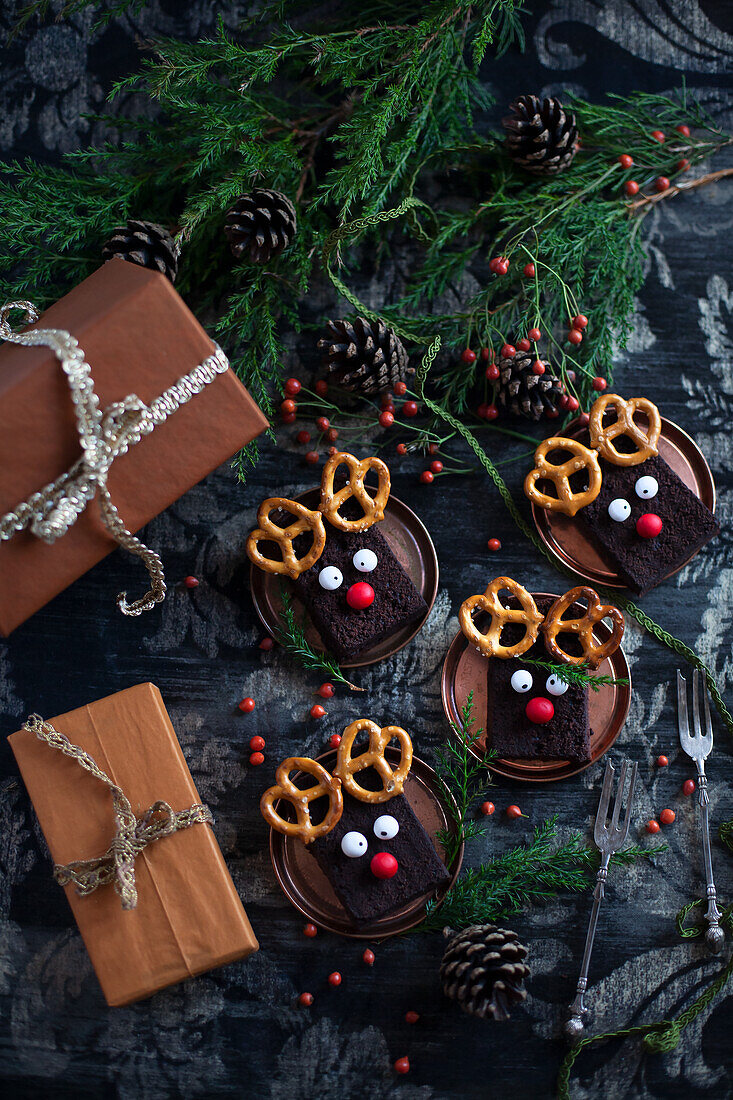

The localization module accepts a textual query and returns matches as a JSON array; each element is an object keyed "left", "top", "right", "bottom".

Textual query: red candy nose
[
  {"left": 371, "top": 852, "right": 398, "bottom": 879},
  {"left": 525, "top": 697, "right": 555, "bottom": 724},
  {"left": 347, "top": 581, "right": 375, "bottom": 610},
  {"left": 636, "top": 513, "right": 663, "bottom": 539}
]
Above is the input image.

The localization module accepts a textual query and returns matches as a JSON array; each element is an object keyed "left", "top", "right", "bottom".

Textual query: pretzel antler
[
  {"left": 333, "top": 718, "right": 412, "bottom": 803},
  {"left": 589, "top": 394, "right": 661, "bottom": 467},
  {"left": 459, "top": 576, "right": 544, "bottom": 659},
  {"left": 320, "top": 452, "right": 390, "bottom": 533},
  {"left": 246, "top": 498, "right": 326, "bottom": 578},
  {"left": 260, "top": 757, "right": 343, "bottom": 842},
  {"left": 524, "top": 438, "right": 602, "bottom": 516},
  {"left": 541, "top": 586, "right": 624, "bottom": 669}
]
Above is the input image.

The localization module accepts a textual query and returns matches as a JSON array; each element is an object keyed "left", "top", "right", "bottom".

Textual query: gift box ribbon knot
[
  {"left": 22, "top": 713, "right": 214, "bottom": 911},
  {"left": 0, "top": 300, "right": 231, "bottom": 617}
]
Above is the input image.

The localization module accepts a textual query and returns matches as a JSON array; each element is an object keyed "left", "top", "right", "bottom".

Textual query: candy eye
[
  {"left": 546, "top": 674, "right": 569, "bottom": 696},
  {"left": 353, "top": 548, "right": 378, "bottom": 572},
  {"left": 373, "top": 815, "right": 399, "bottom": 840},
  {"left": 510, "top": 669, "right": 533, "bottom": 693},
  {"left": 341, "top": 831, "right": 368, "bottom": 858},
  {"left": 318, "top": 565, "right": 343, "bottom": 590},
  {"left": 635, "top": 475, "right": 658, "bottom": 500},
  {"left": 608, "top": 498, "right": 631, "bottom": 523}
]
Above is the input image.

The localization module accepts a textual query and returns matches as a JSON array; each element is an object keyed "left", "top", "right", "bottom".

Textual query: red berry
[
  {"left": 362, "top": 948, "right": 375, "bottom": 966},
  {"left": 379, "top": 410, "right": 394, "bottom": 428},
  {"left": 477, "top": 403, "right": 489, "bottom": 419},
  {"left": 567, "top": 328, "right": 583, "bottom": 345},
  {"left": 659, "top": 808, "right": 676, "bottom": 825},
  {"left": 380, "top": 393, "right": 394, "bottom": 409},
  {"left": 346, "top": 581, "right": 375, "bottom": 609},
  {"left": 646, "top": 820, "right": 660, "bottom": 835},
  {"left": 481, "top": 801, "right": 495, "bottom": 815},
  {"left": 487, "top": 538, "right": 501, "bottom": 552},
  {"left": 328, "top": 446, "right": 338, "bottom": 455},
  {"left": 394, "top": 1057, "right": 410, "bottom": 1075},
  {"left": 683, "top": 779, "right": 696, "bottom": 796},
  {"left": 328, "top": 971, "right": 342, "bottom": 987},
  {"left": 486, "top": 363, "right": 500, "bottom": 381},
  {"left": 183, "top": 575, "right": 199, "bottom": 588},
  {"left": 259, "top": 636, "right": 274, "bottom": 651},
  {"left": 303, "top": 923, "right": 318, "bottom": 938},
  {"left": 578, "top": 412, "right": 590, "bottom": 426},
  {"left": 329, "top": 733, "right": 342, "bottom": 749},
  {"left": 430, "top": 460, "right": 443, "bottom": 474},
  {"left": 532, "top": 360, "right": 545, "bottom": 376},
  {"left": 500, "top": 344, "right": 515, "bottom": 358},
  {"left": 651, "top": 130, "right": 665, "bottom": 143},
  {"left": 249, "top": 735, "right": 266, "bottom": 751},
  {"left": 496, "top": 260, "right": 509, "bottom": 275},
  {"left": 315, "top": 416, "right": 329, "bottom": 432},
  {"left": 566, "top": 369, "right": 576, "bottom": 382},
  {"left": 371, "top": 852, "right": 399, "bottom": 879},
  {"left": 517, "top": 338, "right": 531, "bottom": 352},
  {"left": 394, "top": 380, "right": 407, "bottom": 396},
  {"left": 618, "top": 153, "right": 633, "bottom": 168},
  {"left": 326, "top": 427, "right": 339, "bottom": 443},
  {"left": 655, "top": 176, "right": 670, "bottom": 192},
  {"left": 405, "top": 1011, "right": 420, "bottom": 1024},
  {"left": 528, "top": 327, "right": 541, "bottom": 341},
  {"left": 396, "top": 442, "right": 407, "bottom": 455},
  {"left": 403, "top": 400, "right": 418, "bottom": 418},
  {"left": 461, "top": 348, "right": 477, "bottom": 364},
  {"left": 310, "top": 704, "right": 326, "bottom": 719},
  {"left": 381, "top": 404, "right": 395, "bottom": 417},
  {"left": 420, "top": 470, "right": 434, "bottom": 484},
  {"left": 572, "top": 314, "right": 588, "bottom": 329},
  {"left": 485, "top": 404, "right": 498, "bottom": 421},
  {"left": 523, "top": 262, "right": 535, "bottom": 277},
  {"left": 238, "top": 697, "right": 255, "bottom": 713},
  {"left": 636, "top": 513, "right": 663, "bottom": 539},
  {"left": 480, "top": 347, "right": 490, "bottom": 361},
  {"left": 526, "top": 696, "right": 555, "bottom": 724},
  {"left": 625, "top": 180, "right": 640, "bottom": 196},
  {"left": 315, "top": 379, "right": 328, "bottom": 396},
  {"left": 298, "top": 992, "right": 314, "bottom": 1007},
  {"left": 489, "top": 257, "right": 502, "bottom": 273},
  {"left": 677, "top": 158, "right": 690, "bottom": 171},
  {"left": 676, "top": 124, "right": 690, "bottom": 137},
  {"left": 282, "top": 412, "right": 296, "bottom": 424},
  {"left": 318, "top": 683, "right": 335, "bottom": 698},
  {"left": 296, "top": 429, "right": 311, "bottom": 444},
  {"left": 284, "top": 378, "right": 301, "bottom": 396},
  {"left": 249, "top": 751, "right": 265, "bottom": 766},
  {"left": 657, "top": 755, "right": 669, "bottom": 767},
  {"left": 545, "top": 408, "right": 559, "bottom": 419},
  {"left": 281, "top": 398, "right": 297, "bottom": 415},
  {"left": 305, "top": 450, "right": 320, "bottom": 464},
  {"left": 559, "top": 394, "right": 570, "bottom": 410},
  {"left": 566, "top": 396, "right": 579, "bottom": 412},
  {"left": 428, "top": 442, "right": 439, "bottom": 454},
  {"left": 506, "top": 804, "right": 523, "bottom": 820},
  {"left": 592, "top": 377, "right": 607, "bottom": 392}
]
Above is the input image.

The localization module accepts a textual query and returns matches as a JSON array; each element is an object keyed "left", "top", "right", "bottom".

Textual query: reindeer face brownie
[
  {"left": 246, "top": 451, "right": 427, "bottom": 661},
  {"left": 460, "top": 577, "right": 624, "bottom": 763},
  {"left": 261, "top": 721, "right": 450, "bottom": 926},
  {"left": 524, "top": 394, "right": 719, "bottom": 595}
]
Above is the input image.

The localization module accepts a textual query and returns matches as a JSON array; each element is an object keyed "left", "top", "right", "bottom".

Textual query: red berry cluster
[
  {"left": 479, "top": 801, "right": 525, "bottom": 819},
  {"left": 618, "top": 124, "right": 692, "bottom": 200}
]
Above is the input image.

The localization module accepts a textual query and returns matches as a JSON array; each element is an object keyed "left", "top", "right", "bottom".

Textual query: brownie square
[
  {"left": 309, "top": 791, "right": 450, "bottom": 926},
  {"left": 294, "top": 521, "right": 427, "bottom": 662},
  {"left": 486, "top": 598, "right": 591, "bottom": 763},
  {"left": 578, "top": 454, "right": 719, "bottom": 596}
]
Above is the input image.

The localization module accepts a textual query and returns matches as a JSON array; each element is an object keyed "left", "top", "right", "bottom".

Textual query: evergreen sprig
[
  {"left": 274, "top": 586, "right": 364, "bottom": 692},
  {"left": 521, "top": 657, "right": 629, "bottom": 692},
  {"left": 434, "top": 692, "right": 495, "bottom": 864}
]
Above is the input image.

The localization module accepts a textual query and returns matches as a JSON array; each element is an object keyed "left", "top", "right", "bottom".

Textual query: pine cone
[
  {"left": 317, "top": 317, "right": 409, "bottom": 395},
  {"left": 495, "top": 349, "right": 564, "bottom": 421},
  {"left": 102, "top": 219, "right": 179, "bottom": 283},
  {"left": 440, "top": 924, "right": 529, "bottom": 1021},
  {"left": 503, "top": 95, "right": 578, "bottom": 175},
  {"left": 224, "top": 189, "right": 296, "bottom": 263}
]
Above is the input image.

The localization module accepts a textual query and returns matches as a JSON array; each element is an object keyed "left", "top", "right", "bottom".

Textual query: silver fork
[
  {"left": 677, "top": 670, "right": 725, "bottom": 954},
  {"left": 565, "top": 759, "right": 638, "bottom": 1040}
]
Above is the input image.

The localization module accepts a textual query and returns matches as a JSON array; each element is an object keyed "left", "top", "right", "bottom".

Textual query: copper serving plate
[
  {"left": 531, "top": 416, "right": 716, "bottom": 589},
  {"left": 441, "top": 593, "right": 632, "bottom": 782},
  {"left": 250, "top": 487, "right": 438, "bottom": 668},
  {"left": 269, "top": 747, "right": 464, "bottom": 938}
]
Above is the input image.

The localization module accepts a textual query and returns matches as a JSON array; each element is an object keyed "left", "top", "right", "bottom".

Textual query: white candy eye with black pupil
[
  {"left": 353, "top": 548, "right": 378, "bottom": 572},
  {"left": 341, "top": 831, "right": 368, "bottom": 858},
  {"left": 635, "top": 475, "right": 658, "bottom": 500},
  {"left": 318, "top": 565, "right": 343, "bottom": 590},
  {"left": 608, "top": 498, "right": 631, "bottom": 523},
  {"left": 546, "top": 674, "right": 569, "bottom": 696},
  {"left": 373, "top": 815, "right": 399, "bottom": 840},
  {"left": 510, "top": 669, "right": 533, "bottom": 693}
]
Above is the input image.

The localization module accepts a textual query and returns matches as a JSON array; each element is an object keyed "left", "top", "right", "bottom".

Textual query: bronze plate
[
  {"left": 531, "top": 416, "right": 716, "bottom": 588},
  {"left": 249, "top": 487, "right": 438, "bottom": 667},
  {"left": 441, "top": 593, "right": 632, "bottom": 782},
  {"left": 269, "top": 748, "right": 464, "bottom": 938}
]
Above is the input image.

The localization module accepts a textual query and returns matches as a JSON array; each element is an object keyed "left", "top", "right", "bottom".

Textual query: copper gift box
[
  {"left": 0, "top": 259, "right": 269, "bottom": 635},
  {"left": 9, "top": 682, "right": 258, "bottom": 1006}
]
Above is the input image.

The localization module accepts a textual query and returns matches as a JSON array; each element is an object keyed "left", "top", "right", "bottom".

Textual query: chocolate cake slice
[
  {"left": 578, "top": 453, "right": 719, "bottom": 596},
  {"left": 486, "top": 598, "right": 591, "bottom": 763},
  {"left": 309, "top": 790, "right": 450, "bottom": 926}
]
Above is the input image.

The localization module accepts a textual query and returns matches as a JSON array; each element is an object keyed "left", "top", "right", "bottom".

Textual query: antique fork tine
[
  {"left": 677, "top": 670, "right": 725, "bottom": 953},
  {"left": 565, "top": 759, "right": 638, "bottom": 1040}
]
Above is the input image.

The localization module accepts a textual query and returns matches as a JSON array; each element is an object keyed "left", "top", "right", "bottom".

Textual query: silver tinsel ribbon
[{"left": 0, "top": 300, "right": 230, "bottom": 616}]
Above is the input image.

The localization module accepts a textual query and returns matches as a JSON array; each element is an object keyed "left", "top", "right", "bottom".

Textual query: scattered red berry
[
  {"left": 296, "top": 429, "right": 311, "bottom": 445},
  {"left": 618, "top": 153, "right": 634, "bottom": 168},
  {"left": 506, "top": 804, "right": 523, "bottom": 819},
  {"left": 305, "top": 450, "right": 320, "bottom": 464},
  {"left": 281, "top": 398, "right": 297, "bottom": 415},
  {"left": 430, "top": 460, "right": 443, "bottom": 474},
  {"left": 646, "top": 820, "right": 661, "bottom": 834},
  {"left": 403, "top": 400, "right": 418, "bottom": 418},
  {"left": 362, "top": 948, "right": 375, "bottom": 966},
  {"left": 578, "top": 412, "right": 590, "bottom": 426},
  {"left": 381, "top": 404, "right": 395, "bottom": 417},
  {"left": 675, "top": 124, "right": 690, "bottom": 136},
  {"left": 481, "top": 801, "right": 495, "bottom": 815},
  {"left": 379, "top": 410, "right": 394, "bottom": 428},
  {"left": 659, "top": 808, "right": 676, "bottom": 825},
  {"left": 559, "top": 393, "right": 570, "bottom": 410},
  {"left": 496, "top": 259, "right": 509, "bottom": 275},
  {"left": 328, "top": 446, "right": 338, "bottom": 455},
  {"left": 298, "top": 992, "right": 314, "bottom": 1007},
  {"left": 238, "top": 697, "right": 255, "bottom": 713},
  {"left": 259, "top": 636, "right": 274, "bottom": 651},
  {"left": 485, "top": 403, "right": 498, "bottom": 421},
  {"left": 183, "top": 575, "right": 199, "bottom": 589},
  {"left": 326, "top": 427, "right": 339, "bottom": 443},
  {"left": 282, "top": 412, "right": 296, "bottom": 424},
  {"left": 572, "top": 314, "right": 588, "bottom": 329},
  {"left": 677, "top": 158, "right": 690, "bottom": 172},
  {"left": 380, "top": 393, "right": 394, "bottom": 409},
  {"left": 461, "top": 348, "right": 477, "bottom": 364},
  {"left": 566, "top": 396, "right": 580, "bottom": 412},
  {"left": 420, "top": 470, "right": 434, "bottom": 484},
  {"left": 651, "top": 130, "right": 665, "bottom": 143},
  {"left": 329, "top": 733, "right": 342, "bottom": 749},
  {"left": 683, "top": 779, "right": 696, "bottom": 796},
  {"left": 545, "top": 408, "right": 560, "bottom": 419},
  {"left": 394, "top": 380, "right": 407, "bottom": 396},
  {"left": 517, "top": 338, "right": 531, "bottom": 352},
  {"left": 655, "top": 176, "right": 670, "bottom": 192},
  {"left": 394, "top": 1057, "right": 410, "bottom": 1075},
  {"left": 592, "top": 377, "right": 607, "bottom": 392},
  {"left": 567, "top": 328, "right": 583, "bottom": 345},
  {"left": 303, "top": 923, "right": 318, "bottom": 938},
  {"left": 624, "top": 180, "right": 640, "bottom": 196},
  {"left": 284, "top": 378, "right": 301, "bottom": 396},
  {"left": 249, "top": 751, "right": 265, "bottom": 766},
  {"left": 318, "top": 683, "right": 335, "bottom": 698},
  {"left": 396, "top": 442, "right": 407, "bottom": 455},
  {"left": 657, "top": 755, "right": 669, "bottom": 767},
  {"left": 532, "top": 360, "right": 545, "bottom": 376},
  {"left": 477, "top": 403, "right": 488, "bottom": 419},
  {"left": 310, "top": 704, "right": 326, "bottom": 719},
  {"left": 567, "top": 369, "right": 576, "bottom": 381},
  {"left": 480, "top": 347, "right": 491, "bottom": 361},
  {"left": 428, "top": 442, "right": 439, "bottom": 454},
  {"left": 500, "top": 343, "right": 516, "bottom": 358},
  {"left": 315, "top": 416, "right": 329, "bottom": 432},
  {"left": 636, "top": 513, "right": 663, "bottom": 539},
  {"left": 528, "top": 327, "right": 542, "bottom": 341},
  {"left": 328, "top": 972, "right": 342, "bottom": 987},
  {"left": 486, "top": 363, "right": 500, "bottom": 381},
  {"left": 523, "top": 262, "right": 535, "bottom": 277},
  {"left": 315, "top": 379, "right": 328, "bottom": 397},
  {"left": 487, "top": 538, "right": 501, "bottom": 552},
  {"left": 405, "top": 1011, "right": 420, "bottom": 1024},
  {"left": 249, "top": 735, "right": 266, "bottom": 751},
  {"left": 489, "top": 257, "right": 502, "bottom": 273}
]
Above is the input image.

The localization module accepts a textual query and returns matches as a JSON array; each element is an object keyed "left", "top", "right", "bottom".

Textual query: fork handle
[
  {"left": 565, "top": 854, "right": 610, "bottom": 1040},
  {"left": 697, "top": 770, "right": 725, "bottom": 954}
]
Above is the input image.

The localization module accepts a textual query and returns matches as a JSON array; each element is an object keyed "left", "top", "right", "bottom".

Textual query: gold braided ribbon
[
  {"left": 23, "top": 714, "right": 213, "bottom": 911},
  {"left": 0, "top": 300, "right": 231, "bottom": 616}
]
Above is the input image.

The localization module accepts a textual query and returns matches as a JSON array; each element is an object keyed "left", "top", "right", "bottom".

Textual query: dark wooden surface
[{"left": 1, "top": 3, "right": 733, "bottom": 1098}]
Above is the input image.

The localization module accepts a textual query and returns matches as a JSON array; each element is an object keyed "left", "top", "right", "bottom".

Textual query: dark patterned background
[{"left": 1, "top": 2, "right": 733, "bottom": 1098}]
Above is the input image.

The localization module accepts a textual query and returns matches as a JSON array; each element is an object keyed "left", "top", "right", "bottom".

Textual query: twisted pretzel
[
  {"left": 542, "top": 586, "right": 625, "bottom": 669},
  {"left": 333, "top": 719, "right": 413, "bottom": 803},
  {"left": 459, "top": 576, "right": 544, "bottom": 659},
  {"left": 260, "top": 757, "right": 343, "bottom": 843},
  {"left": 524, "top": 438, "right": 602, "bottom": 516},
  {"left": 246, "top": 497, "right": 326, "bottom": 578},
  {"left": 589, "top": 394, "right": 660, "bottom": 467},
  {"left": 320, "top": 452, "right": 390, "bottom": 533}
]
